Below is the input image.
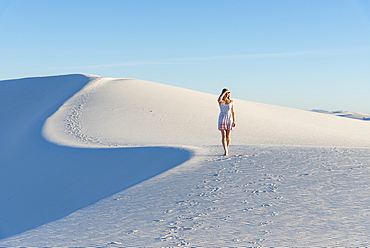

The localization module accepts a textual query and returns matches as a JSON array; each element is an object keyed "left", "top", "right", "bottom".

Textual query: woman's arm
[
  {"left": 218, "top": 90, "right": 229, "bottom": 103},
  {"left": 231, "top": 101, "right": 236, "bottom": 126}
]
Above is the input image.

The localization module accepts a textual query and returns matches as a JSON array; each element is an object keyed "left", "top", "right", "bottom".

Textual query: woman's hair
[
  {"left": 221, "top": 88, "right": 228, "bottom": 95},
  {"left": 220, "top": 88, "right": 230, "bottom": 101}
]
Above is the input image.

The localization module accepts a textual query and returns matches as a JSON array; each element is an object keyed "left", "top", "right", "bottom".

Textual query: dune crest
[{"left": 43, "top": 75, "right": 370, "bottom": 148}]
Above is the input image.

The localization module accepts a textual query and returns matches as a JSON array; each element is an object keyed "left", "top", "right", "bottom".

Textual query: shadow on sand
[{"left": 0, "top": 75, "right": 192, "bottom": 239}]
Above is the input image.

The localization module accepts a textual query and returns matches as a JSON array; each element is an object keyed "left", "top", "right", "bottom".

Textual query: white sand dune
[
  {"left": 1, "top": 74, "right": 370, "bottom": 246},
  {"left": 0, "top": 75, "right": 191, "bottom": 239},
  {"left": 43, "top": 75, "right": 370, "bottom": 147}
]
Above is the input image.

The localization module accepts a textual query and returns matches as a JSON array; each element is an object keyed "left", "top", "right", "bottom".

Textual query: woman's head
[{"left": 221, "top": 88, "right": 230, "bottom": 100}]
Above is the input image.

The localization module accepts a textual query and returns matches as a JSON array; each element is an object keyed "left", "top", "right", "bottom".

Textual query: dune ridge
[{"left": 43, "top": 75, "right": 370, "bottom": 148}]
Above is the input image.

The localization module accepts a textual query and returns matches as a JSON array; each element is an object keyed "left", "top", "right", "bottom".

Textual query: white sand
[
  {"left": 1, "top": 74, "right": 369, "bottom": 246},
  {"left": 43, "top": 75, "right": 370, "bottom": 147}
]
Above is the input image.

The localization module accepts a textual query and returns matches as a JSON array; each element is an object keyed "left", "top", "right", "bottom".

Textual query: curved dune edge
[{"left": 0, "top": 75, "right": 192, "bottom": 239}]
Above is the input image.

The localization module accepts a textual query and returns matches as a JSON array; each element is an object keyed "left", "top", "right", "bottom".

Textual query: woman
[{"left": 217, "top": 88, "right": 236, "bottom": 156}]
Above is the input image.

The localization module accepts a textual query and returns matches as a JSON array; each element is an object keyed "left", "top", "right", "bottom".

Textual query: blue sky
[{"left": 1, "top": 0, "right": 370, "bottom": 113}]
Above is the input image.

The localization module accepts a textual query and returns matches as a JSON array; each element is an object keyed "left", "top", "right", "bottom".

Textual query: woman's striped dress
[{"left": 218, "top": 103, "right": 234, "bottom": 130}]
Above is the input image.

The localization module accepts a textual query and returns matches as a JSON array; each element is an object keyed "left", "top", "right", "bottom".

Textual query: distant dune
[{"left": 310, "top": 109, "right": 370, "bottom": 121}]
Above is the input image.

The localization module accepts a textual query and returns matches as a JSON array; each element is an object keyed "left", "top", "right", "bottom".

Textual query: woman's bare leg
[
  {"left": 220, "top": 130, "right": 228, "bottom": 156},
  {"left": 226, "top": 130, "right": 231, "bottom": 147}
]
